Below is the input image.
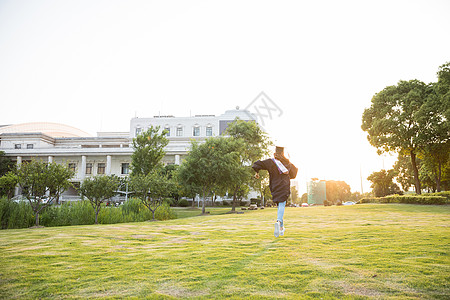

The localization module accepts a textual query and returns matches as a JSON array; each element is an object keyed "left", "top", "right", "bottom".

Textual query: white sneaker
[
  {"left": 280, "top": 226, "right": 285, "bottom": 236},
  {"left": 274, "top": 221, "right": 281, "bottom": 237}
]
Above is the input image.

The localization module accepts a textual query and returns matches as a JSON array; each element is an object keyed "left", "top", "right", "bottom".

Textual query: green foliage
[
  {"left": 130, "top": 171, "right": 175, "bottom": 220},
  {"left": 177, "top": 137, "right": 243, "bottom": 214},
  {"left": 367, "top": 169, "right": 401, "bottom": 197},
  {"left": 177, "top": 199, "right": 189, "bottom": 207},
  {"left": 361, "top": 79, "right": 431, "bottom": 194},
  {"left": 360, "top": 194, "right": 448, "bottom": 205},
  {"left": 325, "top": 180, "right": 351, "bottom": 204},
  {"left": 225, "top": 119, "right": 272, "bottom": 210},
  {"left": 0, "top": 197, "right": 34, "bottom": 229},
  {"left": 79, "top": 175, "right": 120, "bottom": 224},
  {"left": 15, "top": 160, "right": 74, "bottom": 226},
  {"left": 0, "top": 151, "right": 14, "bottom": 177},
  {"left": 2, "top": 197, "right": 176, "bottom": 229},
  {"left": 0, "top": 172, "right": 18, "bottom": 199},
  {"left": 131, "top": 126, "right": 169, "bottom": 176}
]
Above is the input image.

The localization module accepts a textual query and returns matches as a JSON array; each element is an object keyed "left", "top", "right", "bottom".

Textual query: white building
[{"left": 0, "top": 108, "right": 256, "bottom": 199}]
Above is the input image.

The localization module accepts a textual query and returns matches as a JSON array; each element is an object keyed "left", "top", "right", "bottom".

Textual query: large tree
[
  {"left": 367, "top": 169, "right": 401, "bottom": 197},
  {"left": 177, "top": 137, "right": 241, "bottom": 214},
  {"left": 225, "top": 119, "right": 272, "bottom": 211},
  {"left": 362, "top": 79, "right": 432, "bottom": 194},
  {"left": 131, "top": 126, "right": 169, "bottom": 176},
  {"left": 416, "top": 62, "right": 450, "bottom": 192},
  {"left": 393, "top": 154, "right": 417, "bottom": 192},
  {"left": 79, "top": 175, "right": 120, "bottom": 224},
  {"left": 325, "top": 180, "right": 351, "bottom": 204},
  {"left": 15, "top": 160, "right": 74, "bottom": 227}
]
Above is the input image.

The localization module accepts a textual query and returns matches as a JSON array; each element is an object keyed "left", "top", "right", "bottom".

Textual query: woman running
[{"left": 252, "top": 146, "right": 298, "bottom": 237}]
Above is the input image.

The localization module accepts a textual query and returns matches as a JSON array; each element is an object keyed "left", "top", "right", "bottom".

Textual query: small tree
[
  {"left": 326, "top": 180, "right": 351, "bottom": 204},
  {"left": 79, "top": 175, "right": 120, "bottom": 224},
  {"left": 15, "top": 160, "right": 74, "bottom": 227},
  {"left": 178, "top": 138, "right": 241, "bottom": 214},
  {"left": 225, "top": 119, "right": 272, "bottom": 212},
  {"left": 130, "top": 171, "right": 174, "bottom": 220},
  {"left": 131, "top": 126, "right": 169, "bottom": 176},
  {"left": 367, "top": 169, "right": 401, "bottom": 197},
  {"left": 0, "top": 172, "right": 18, "bottom": 200},
  {"left": 0, "top": 151, "right": 14, "bottom": 177}
]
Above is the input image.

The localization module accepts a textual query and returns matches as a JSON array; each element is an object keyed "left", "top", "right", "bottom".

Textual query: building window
[
  {"left": 86, "top": 163, "right": 93, "bottom": 175},
  {"left": 206, "top": 126, "right": 212, "bottom": 136},
  {"left": 14, "top": 144, "right": 21, "bottom": 149},
  {"left": 121, "top": 163, "right": 130, "bottom": 175},
  {"left": 97, "top": 163, "right": 105, "bottom": 175},
  {"left": 176, "top": 126, "right": 183, "bottom": 137},
  {"left": 27, "top": 144, "right": 34, "bottom": 149},
  {"left": 193, "top": 126, "right": 200, "bottom": 137},
  {"left": 68, "top": 163, "right": 76, "bottom": 172},
  {"left": 135, "top": 127, "right": 142, "bottom": 137},
  {"left": 164, "top": 126, "right": 170, "bottom": 137}
]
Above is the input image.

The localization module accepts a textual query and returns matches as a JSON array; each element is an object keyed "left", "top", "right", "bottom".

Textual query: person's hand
[{"left": 254, "top": 173, "right": 260, "bottom": 179}]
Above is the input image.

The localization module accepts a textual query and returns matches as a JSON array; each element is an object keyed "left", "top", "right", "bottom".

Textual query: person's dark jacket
[{"left": 252, "top": 158, "right": 298, "bottom": 203}]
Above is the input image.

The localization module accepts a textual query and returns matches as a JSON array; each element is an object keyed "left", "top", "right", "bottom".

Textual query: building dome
[{"left": 0, "top": 122, "right": 92, "bottom": 138}]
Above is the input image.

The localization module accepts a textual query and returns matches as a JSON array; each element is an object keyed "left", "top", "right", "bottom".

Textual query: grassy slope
[{"left": 0, "top": 204, "right": 449, "bottom": 299}]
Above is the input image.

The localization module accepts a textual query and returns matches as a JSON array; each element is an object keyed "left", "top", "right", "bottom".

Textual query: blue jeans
[{"left": 277, "top": 201, "right": 286, "bottom": 228}]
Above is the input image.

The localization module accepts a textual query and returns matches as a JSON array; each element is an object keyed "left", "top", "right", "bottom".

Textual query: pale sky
[{"left": 1, "top": 0, "right": 449, "bottom": 194}]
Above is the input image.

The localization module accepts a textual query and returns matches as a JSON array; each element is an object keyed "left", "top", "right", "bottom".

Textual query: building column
[
  {"left": 15, "top": 156, "right": 22, "bottom": 196},
  {"left": 106, "top": 155, "right": 112, "bottom": 175},
  {"left": 175, "top": 154, "right": 181, "bottom": 165},
  {"left": 81, "top": 155, "right": 87, "bottom": 180},
  {"left": 48, "top": 156, "right": 53, "bottom": 164}
]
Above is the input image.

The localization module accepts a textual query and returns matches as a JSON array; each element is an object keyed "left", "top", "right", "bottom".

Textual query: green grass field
[{"left": 1, "top": 204, "right": 449, "bottom": 299}]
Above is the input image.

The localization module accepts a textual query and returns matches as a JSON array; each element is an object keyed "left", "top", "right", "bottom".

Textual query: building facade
[{"left": 0, "top": 108, "right": 255, "bottom": 198}]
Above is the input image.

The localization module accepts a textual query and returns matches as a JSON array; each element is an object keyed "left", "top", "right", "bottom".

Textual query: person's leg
[{"left": 277, "top": 201, "right": 286, "bottom": 228}]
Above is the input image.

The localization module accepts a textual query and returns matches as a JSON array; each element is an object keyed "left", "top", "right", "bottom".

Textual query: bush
[
  {"left": 359, "top": 194, "right": 448, "bottom": 205},
  {"left": 178, "top": 199, "right": 189, "bottom": 207},
  {"left": 154, "top": 201, "right": 176, "bottom": 221},
  {"left": 1, "top": 197, "right": 178, "bottom": 229},
  {"left": 0, "top": 197, "right": 34, "bottom": 229}
]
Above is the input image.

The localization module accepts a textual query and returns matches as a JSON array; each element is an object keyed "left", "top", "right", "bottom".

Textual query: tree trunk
[
  {"left": 35, "top": 212, "right": 39, "bottom": 227},
  {"left": 202, "top": 189, "right": 206, "bottom": 214},
  {"left": 192, "top": 196, "right": 196, "bottom": 208},
  {"left": 231, "top": 186, "right": 238, "bottom": 212},
  {"left": 95, "top": 209, "right": 99, "bottom": 224},
  {"left": 436, "top": 162, "right": 442, "bottom": 192},
  {"left": 410, "top": 150, "right": 422, "bottom": 195}
]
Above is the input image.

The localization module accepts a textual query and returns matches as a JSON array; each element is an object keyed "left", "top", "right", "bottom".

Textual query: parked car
[
  {"left": 248, "top": 204, "right": 258, "bottom": 210},
  {"left": 342, "top": 201, "right": 356, "bottom": 206},
  {"left": 301, "top": 203, "right": 309, "bottom": 207}
]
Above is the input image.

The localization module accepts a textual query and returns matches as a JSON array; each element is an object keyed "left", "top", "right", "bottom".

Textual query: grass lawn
[{"left": 0, "top": 204, "right": 449, "bottom": 299}]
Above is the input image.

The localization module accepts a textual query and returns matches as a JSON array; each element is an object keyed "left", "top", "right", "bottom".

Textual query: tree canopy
[
  {"left": 177, "top": 137, "right": 242, "bottom": 214},
  {"left": 131, "top": 126, "right": 169, "bottom": 176},
  {"left": 15, "top": 160, "right": 74, "bottom": 227},
  {"left": 79, "top": 175, "right": 120, "bottom": 224}
]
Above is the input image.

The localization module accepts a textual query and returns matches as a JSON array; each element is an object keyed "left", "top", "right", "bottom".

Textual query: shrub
[
  {"left": 359, "top": 194, "right": 448, "bottom": 205},
  {"left": 178, "top": 199, "right": 189, "bottom": 207},
  {"left": 0, "top": 197, "right": 34, "bottom": 229},
  {"left": 154, "top": 201, "right": 176, "bottom": 221}
]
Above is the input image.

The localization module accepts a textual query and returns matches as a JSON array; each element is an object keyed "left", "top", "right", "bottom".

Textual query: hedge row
[
  {"left": 0, "top": 198, "right": 176, "bottom": 229},
  {"left": 360, "top": 193, "right": 449, "bottom": 205}
]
